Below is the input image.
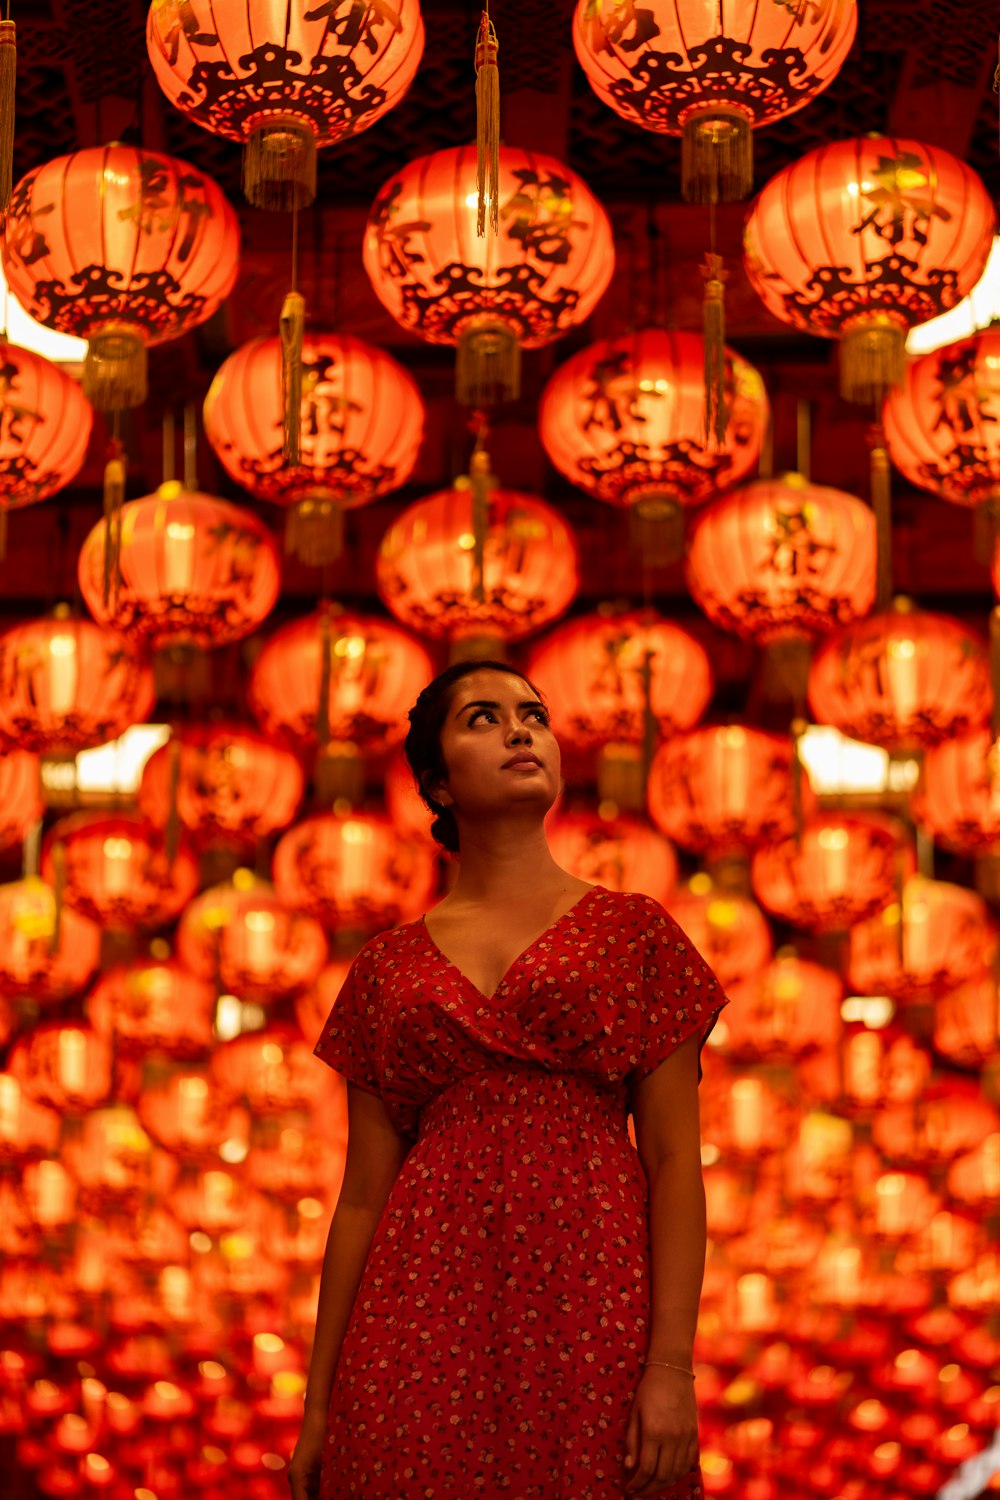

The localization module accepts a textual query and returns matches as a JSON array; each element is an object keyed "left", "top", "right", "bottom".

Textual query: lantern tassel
[
  {"left": 702, "top": 254, "right": 728, "bottom": 447},
  {"left": 681, "top": 105, "right": 752, "bottom": 205},
  {"left": 475, "top": 9, "right": 500, "bottom": 238},
  {"left": 791, "top": 716, "right": 806, "bottom": 846},
  {"left": 287, "top": 496, "right": 344, "bottom": 568},
  {"left": 317, "top": 610, "right": 332, "bottom": 750},
  {"left": 102, "top": 440, "right": 127, "bottom": 611},
  {"left": 0, "top": 17, "right": 15, "bottom": 217},
  {"left": 468, "top": 445, "right": 493, "bottom": 604},
  {"left": 243, "top": 116, "right": 317, "bottom": 213},
  {"left": 50, "top": 840, "right": 65, "bottom": 956},
  {"left": 164, "top": 735, "right": 181, "bottom": 870},
  {"left": 280, "top": 289, "right": 305, "bottom": 465},
  {"left": 868, "top": 423, "right": 893, "bottom": 610}
]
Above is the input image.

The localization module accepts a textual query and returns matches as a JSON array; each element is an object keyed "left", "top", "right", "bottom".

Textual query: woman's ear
[{"left": 422, "top": 770, "right": 451, "bottom": 807}]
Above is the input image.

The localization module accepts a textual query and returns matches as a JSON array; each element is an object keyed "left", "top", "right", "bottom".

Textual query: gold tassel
[
  {"left": 243, "top": 116, "right": 317, "bottom": 213},
  {"left": 286, "top": 496, "right": 344, "bottom": 567},
  {"left": 840, "top": 317, "right": 905, "bottom": 405},
  {"left": 468, "top": 446, "right": 493, "bottom": 604},
  {"left": 164, "top": 735, "right": 181, "bottom": 869},
  {"left": 681, "top": 105, "right": 752, "bottom": 205},
  {"left": 0, "top": 18, "right": 15, "bottom": 217},
  {"left": 628, "top": 494, "right": 684, "bottom": 566},
  {"left": 280, "top": 289, "right": 305, "bottom": 465},
  {"left": 50, "top": 840, "right": 65, "bottom": 956},
  {"left": 102, "top": 440, "right": 127, "bottom": 611},
  {"left": 868, "top": 423, "right": 893, "bottom": 610},
  {"left": 317, "top": 609, "right": 332, "bottom": 749},
  {"left": 702, "top": 254, "right": 728, "bottom": 447},
  {"left": 475, "top": 9, "right": 500, "bottom": 237},
  {"left": 83, "top": 330, "right": 147, "bottom": 412},
  {"left": 456, "top": 319, "right": 520, "bottom": 408}
]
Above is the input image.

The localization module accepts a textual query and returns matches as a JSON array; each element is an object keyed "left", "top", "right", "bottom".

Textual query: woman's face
[{"left": 430, "top": 668, "right": 561, "bottom": 826}]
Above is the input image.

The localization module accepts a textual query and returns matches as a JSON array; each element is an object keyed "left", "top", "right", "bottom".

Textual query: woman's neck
[{"left": 443, "top": 819, "right": 572, "bottom": 908}]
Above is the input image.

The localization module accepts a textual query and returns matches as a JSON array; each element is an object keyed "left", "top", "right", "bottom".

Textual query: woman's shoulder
[{"left": 586, "top": 886, "right": 668, "bottom": 927}]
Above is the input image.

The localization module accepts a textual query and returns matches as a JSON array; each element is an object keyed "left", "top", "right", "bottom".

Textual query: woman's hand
[
  {"left": 623, "top": 1367, "right": 699, "bottom": 1496},
  {"left": 288, "top": 1407, "right": 327, "bottom": 1500}
]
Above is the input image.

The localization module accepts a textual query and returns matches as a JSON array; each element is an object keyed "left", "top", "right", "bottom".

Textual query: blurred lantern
[
  {"left": 884, "top": 329, "right": 1000, "bottom": 507},
  {"left": 2, "top": 146, "right": 240, "bottom": 410},
  {"left": 0, "top": 1074, "right": 61, "bottom": 1161},
  {"left": 177, "top": 873, "right": 327, "bottom": 1002},
  {"left": 865, "top": 1171, "right": 940, "bottom": 1242},
  {"left": 7, "top": 1023, "right": 113, "bottom": 1112},
  {"left": 750, "top": 814, "right": 898, "bottom": 933},
  {"left": 0, "top": 612, "right": 155, "bottom": 755},
  {"left": 296, "top": 956, "right": 354, "bottom": 1050},
  {"left": 874, "top": 1080, "right": 998, "bottom": 1168},
  {"left": 376, "top": 485, "right": 578, "bottom": 650},
  {"left": 700, "top": 1066, "right": 793, "bottom": 1159},
  {"left": 0, "top": 748, "right": 42, "bottom": 848},
  {"left": 248, "top": 608, "right": 433, "bottom": 753},
  {"left": 0, "top": 340, "right": 92, "bottom": 556},
  {"left": 808, "top": 600, "right": 990, "bottom": 751},
  {"left": 934, "top": 971, "right": 1000, "bottom": 1067},
  {"left": 912, "top": 728, "right": 1000, "bottom": 854},
  {"left": 848, "top": 877, "right": 996, "bottom": 1003},
  {"left": 647, "top": 725, "right": 808, "bottom": 855},
  {"left": 41, "top": 814, "right": 199, "bottom": 933},
  {"left": 947, "top": 1133, "right": 1000, "bottom": 1216},
  {"left": 170, "top": 1165, "right": 256, "bottom": 1235},
  {"left": 685, "top": 475, "right": 876, "bottom": 644},
  {"left": 0, "top": 876, "right": 100, "bottom": 1002},
  {"left": 573, "top": 0, "right": 856, "bottom": 204},
  {"left": 800, "top": 1022, "right": 932, "bottom": 1119},
  {"left": 203, "top": 330, "right": 424, "bottom": 565},
  {"left": 78, "top": 486, "right": 281, "bottom": 650},
  {"left": 545, "top": 808, "right": 677, "bottom": 905},
  {"left": 137, "top": 1066, "right": 250, "bottom": 1165},
  {"left": 139, "top": 722, "right": 303, "bottom": 851},
  {"left": 363, "top": 145, "right": 614, "bottom": 407},
  {"left": 211, "top": 1024, "right": 326, "bottom": 1115},
  {"left": 722, "top": 956, "right": 841, "bottom": 1061},
  {"left": 273, "top": 812, "right": 436, "bottom": 935},
  {"left": 744, "top": 137, "right": 996, "bottom": 403},
  {"left": 383, "top": 751, "right": 435, "bottom": 847},
  {"left": 666, "top": 879, "right": 773, "bottom": 988},
  {"left": 61, "top": 1105, "right": 164, "bottom": 1216},
  {"left": 146, "top": 0, "right": 424, "bottom": 211},
  {"left": 86, "top": 958, "right": 216, "bottom": 1059}
]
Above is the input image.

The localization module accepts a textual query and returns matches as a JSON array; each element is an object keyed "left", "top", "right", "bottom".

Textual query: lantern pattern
[
  {"left": 376, "top": 486, "right": 578, "bottom": 644},
  {"left": 525, "top": 609, "right": 713, "bottom": 753},
  {"left": 0, "top": 614, "right": 155, "bottom": 755},
  {"left": 873, "top": 1081, "right": 998, "bottom": 1169},
  {"left": 883, "top": 330, "right": 1000, "bottom": 507},
  {"left": 743, "top": 137, "right": 996, "bottom": 401},
  {"left": 848, "top": 877, "right": 996, "bottom": 1003},
  {"left": 78, "top": 486, "right": 281, "bottom": 651},
  {"left": 933, "top": 973, "right": 1000, "bottom": 1069},
  {"left": 750, "top": 814, "right": 899, "bottom": 933},
  {"left": 685, "top": 475, "right": 876, "bottom": 643},
  {"left": 2, "top": 146, "right": 240, "bottom": 409},
  {"left": 41, "top": 814, "right": 200, "bottom": 933},
  {"left": 647, "top": 725, "right": 808, "bottom": 854},
  {"left": 86, "top": 959, "right": 217, "bottom": 1059},
  {"left": 544, "top": 809, "right": 678, "bottom": 906},
  {"left": 0, "top": 748, "right": 42, "bottom": 849},
  {"left": 0, "top": 340, "right": 92, "bottom": 527},
  {"left": 912, "top": 728, "right": 1000, "bottom": 854},
  {"left": 8, "top": 1023, "right": 113, "bottom": 1113},
  {"left": 807, "top": 602, "right": 991, "bottom": 751},
  {"left": 538, "top": 328, "right": 768, "bottom": 511},
  {"left": 721, "top": 957, "right": 842, "bottom": 1061},
  {"left": 273, "top": 812, "right": 437, "bottom": 934},
  {"left": 248, "top": 609, "right": 433, "bottom": 751},
  {"left": 210, "top": 1025, "right": 327, "bottom": 1116},
  {"left": 137, "top": 1066, "right": 251, "bottom": 1165},
  {"left": 665, "top": 882, "right": 773, "bottom": 988},
  {"left": 139, "top": 722, "right": 304, "bottom": 849},
  {"left": 0, "top": 876, "right": 100, "bottom": 1003},
  {"left": 177, "top": 876, "right": 327, "bottom": 1002}
]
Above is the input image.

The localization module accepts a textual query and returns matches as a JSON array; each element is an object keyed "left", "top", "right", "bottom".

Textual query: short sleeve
[
  {"left": 631, "top": 898, "right": 729, "bottom": 1087},
  {"left": 312, "top": 948, "right": 382, "bottom": 1098}
]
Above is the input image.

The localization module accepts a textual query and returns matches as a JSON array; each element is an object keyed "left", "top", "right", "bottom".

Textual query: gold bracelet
[{"left": 643, "top": 1359, "right": 695, "bottom": 1378}]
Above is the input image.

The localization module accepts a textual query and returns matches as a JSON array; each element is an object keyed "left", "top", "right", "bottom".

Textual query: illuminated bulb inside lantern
[
  {"left": 717, "top": 726, "right": 749, "bottom": 812},
  {"left": 48, "top": 631, "right": 78, "bottom": 715},
  {"left": 178, "top": 1074, "right": 209, "bottom": 1135},
  {"left": 33, "top": 1159, "right": 72, "bottom": 1224},
  {"left": 817, "top": 823, "right": 850, "bottom": 888},
  {"left": 904, "top": 888, "right": 929, "bottom": 969},
  {"left": 219, "top": 1134, "right": 249, "bottom": 1165},
  {"left": 638, "top": 378, "right": 671, "bottom": 394},
  {"left": 841, "top": 995, "right": 894, "bottom": 1028},
  {"left": 844, "top": 1029, "right": 882, "bottom": 1103},
  {"left": 830, "top": 1244, "right": 861, "bottom": 1303},
  {"left": 731, "top": 1077, "right": 764, "bottom": 1151},
  {"left": 458, "top": 532, "right": 475, "bottom": 550},
  {"left": 875, "top": 1172, "right": 907, "bottom": 1236},
  {"left": 0, "top": 1075, "right": 19, "bottom": 1139},
  {"left": 59, "top": 1029, "right": 87, "bottom": 1094},
  {"left": 244, "top": 907, "right": 276, "bottom": 967},
  {"left": 736, "top": 1272, "right": 772, "bottom": 1331},
  {"left": 102, "top": 836, "right": 133, "bottom": 897},
  {"left": 886, "top": 636, "right": 918, "bottom": 720},
  {"left": 164, "top": 519, "right": 196, "bottom": 594}
]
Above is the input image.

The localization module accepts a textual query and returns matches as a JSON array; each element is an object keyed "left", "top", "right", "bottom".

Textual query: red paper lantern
[
  {"left": 750, "top": 814, "right": 898, "bottom": 933},
  {"left": 720, "top": 956, "right": 841, "bottom": 1062},
  {"left": 0, "top": 614, "right": 155, "bottom": 755},
  {"left": 41, "top": 814, "right": 199, "bottom": 933},
  {"left": 538, "top": 327, "right": 768, "bottom": 515},
  {"left": 848, "top": 877, "right": 996, "bottom": 1002},
  {"left": 376, "top": 486, "right": 578, "bottom": 645},
  {"left": 666, "top": 881, "right": 773, "bottom": 988},
  {"left": 0, "top": 748, "right": 42, "bottom": 849},
  {"left": 573, "top": 0, "right": 857, "bottom": 202},
  {"left": 933, "top": 972, "right": 1000, "bottom": 1068},
  {"left": 2, "top": 146, "right": 240, "bottom": 410},
  {"left": 912, "top": 728, "right": 1000, "bottom": 853},
  {"left": 273, "top": 811, "right": 437, "bottom": 933},
  {"left": 685, "top": 475, "right": 876, "bottom": 644},
  {"left": 884, "top": 330, "right": 1000, "bottom": 507},
  {"left": 874, "top": 1080, "right": 998, "bottom": 1168},
  {"left": 525, "top": 609, "right": 713, "bottom": 754},
  {"left": 647, "top": 725, "right": 808, "bottom": 854},
  {"left": 799, "top": 1022, "right": 932, "bottom": 1118},
  {"left": 744, "top": 137, "right": 996, "bottom": 401},
  {"left": 363, "top": 145, "right": 614, "bottom": 405},
  {"left": 86, "top": 959, "right": 216, "bottom": 1058},
  {"left": 545, "top": 808, "right": 678, "bottom": 905},
  {"left": 0, "top": 877, "right": 100, "bottom": 1002},
  {"left": 177, "top": 874, "right": 327, "bottom": 1002},
  {"left": 295, "top": 957, "right": 354, "bottom": 1049},
  {"left": 137, "top": 1066, "right": 251, "bottom": 1165},
  {"left": 139, "top": 722, "right": 304, "bottom": 849},
  {"left": 211, "top": 1024, "right": 326, "bottom": 1115},
  {"left": 948, "top": 1134, "right": 1000, "bottom": 1217},
  {"left": 808, "top": 600, "right": 991, "bottom": 751},
  {"left": 0, "top": 1073, "right": 61, "bottom": 1161},
  {"left": 248, "top": 609, "right": 433, "bottom": 752},
  {"left": 8, "top": 1023, "right": 113, "bottom": 1112},
  {"left": 78, "top": 486, "right": 281, "bottom": 650},
  {"left": 0, "top": 341, "right": 92, "bottom": 539},
  {"left": 147, "top": 0, "right": 424, "bottom": 211},
  {"left": 383, "top": 751, "right": 435, "bottom": 846}
]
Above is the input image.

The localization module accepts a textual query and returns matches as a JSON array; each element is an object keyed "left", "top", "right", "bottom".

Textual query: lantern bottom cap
[
  {"left": 243, "top": 116, "right": 317, "bottom": 213},
  {"left": 84, "top": 329, "right": 147, "bottom": 412},
  {"left": 681, "top": 105, "right": 753, "bottom": 205}
]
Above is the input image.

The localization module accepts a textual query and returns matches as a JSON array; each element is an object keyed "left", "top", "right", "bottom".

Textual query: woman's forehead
[{"left": 450, "top": 668, "right": 535, "bottom": 702}]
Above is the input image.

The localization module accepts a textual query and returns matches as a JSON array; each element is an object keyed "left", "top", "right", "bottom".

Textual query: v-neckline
[{"left": 420, "top": 885, "right": 603, "bottom": 1004}]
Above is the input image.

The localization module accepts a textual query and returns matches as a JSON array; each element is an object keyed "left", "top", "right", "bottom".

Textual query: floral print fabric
[{"left": 314, "top": 887, "right": 727, "bottom": 1498}]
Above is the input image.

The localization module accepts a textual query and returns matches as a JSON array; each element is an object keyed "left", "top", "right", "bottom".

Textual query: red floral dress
[{"left": 314, "top": 886, "right": 727, "bottom": 1499}]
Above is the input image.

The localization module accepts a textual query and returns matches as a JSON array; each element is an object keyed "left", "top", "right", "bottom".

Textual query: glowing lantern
[
  {"left": 2, "top": 145, "right": 240, "bottom": 410},
  {"left": 666, "top": 880, "right": 772, "bottom": 988},
  {"left": 647, "top": 725, "right": 808, "bottom": 854},
  {"left": 544, "top": 809, "right": 677, "bottom": 905},
  {"left": 750, "top": 814, "right": 898, "bottom": 933},
  {"left": 363, "top": 145, "right": 614, "bottom": 406},
  {"left": 383, "top": 751, "right": 434, "bottom": 846},
  {"left": 41, "top": 814, "right": 198, "bottom": 933},
  {"left": 912, "top": 728, "right": 1000, "bottom": 853},
  {"left": 538, "top": 328, "right": 768, "bottom": 526},
  {"left": 685, "top": 475, "right": 876, "bottom": 644},
  {"left": 7, "top": 1023, "right": 112, "bottom": 1112},
  {"left": 807, "top": 600, "right": 990, "bottom": 751},
  {"left": 203, "top": 330, "right": 425, "bottom": 564},
  {"left": 0, "top": 341, "right": 92, "bottom": 551},
  {"left": 573, "top": 0, "right": 857, "bottom": 203},
  {"left": 947, "top": 1134, "right": 1000, "bottom": 1216},
  {"left": 78, "top": 486, "right": 281, "bottom": 650},
  {"left": 525, "top": 609, "right": 713, "bottom": 754},
  {"left": 722, "top": 957, "right": 841, "bottom": 1061},
  {"left": 295, "top": 956, "right": 353, "bottom": 1049},
  {"left": 0, "top": 877, "right": 100, "bottom": 1002},
  {"left": 86, "top": 959, "right": 216, "bottom": 1059},
  {"left": 800, "top": 1022, "right": 931, "bottom": 1119},
  {"left": 933, "top": 972, "right": 1000, "bottom": 1068},
  {"left": 211, "top": 1024, "right": 326, "bottom": 1115},
  {"left": 137, "top": 1066, "right": 250, "bottom": 1164},
  {"left": 62, "top": 1105, "right": 165, "bottom": 1216},
  {"left": 248, "top": 609, "right": 433, "bottom": 752},
  {"left": 273, "top": 812, "right": 437, "bottom": 934},
  {"left": 0, "top": 1074, "right": 61, "bottom": 1161},
  {"left": 700, "top": 1066, "right": 793, "bottom": 1159},
  {"left": 139, "top": 722, "right": 304, "bottom": 850},
  {"left": 0, "top": 749, "right": 42, "bottom": 849},
  {"left": 848, "top": 877, "right": 996, "bottom": 1003},
  {"left": 177, "top": 874, "right": 327, "bottom": 1002},
  {"left": 146, "top": 0, "right": 425, "bottom": 211},
  {"left": 744, "top": 137, "right": 996, "bottom": 402},
  {"left": 874, "top": 1080, "right": 998, "bottom": 1168},
  {"left": 0, "top": 613, "right": 155, "bottom": 754}
]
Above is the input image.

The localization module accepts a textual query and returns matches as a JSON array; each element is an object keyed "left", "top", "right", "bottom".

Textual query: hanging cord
[
  {"left": 702, "top": 196, "right": 728, "bottom": 446},
  {"left": 475, "top": 2, "right": 499, "bottom": 237},
  {"left": 280, "top": 203, "right": 305, "bottom": 464}
]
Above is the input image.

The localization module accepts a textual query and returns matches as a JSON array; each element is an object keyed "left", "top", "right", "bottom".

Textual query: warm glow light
[
  {"left": 798, "top": 724, "right": 919, "bottom": 796},
  {"left": 38, "top": 723, "right": 172, "bottom": 798},
  {"left": 0, "top": 263, "right": 87, "bottom": 364},
  {"left": 907, "top": 235, "right": 1000, "bottom": 354},
  {"left": 841, "top": 995, "right": 895, "bottom": 1027}
]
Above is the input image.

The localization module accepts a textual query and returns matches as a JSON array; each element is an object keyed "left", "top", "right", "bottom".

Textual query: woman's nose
[{"left": 506, "top": 719, "right": 531, "bottom": 743}]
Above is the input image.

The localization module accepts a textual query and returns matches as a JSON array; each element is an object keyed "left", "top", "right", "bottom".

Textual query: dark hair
[{"left": 403, "top": 659, "right": 546, "bottom": 855}]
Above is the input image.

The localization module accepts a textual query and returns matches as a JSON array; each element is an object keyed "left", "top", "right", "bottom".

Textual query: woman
[{"left": 290, "top": 660, "right": 727, "bottom": 1499}]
